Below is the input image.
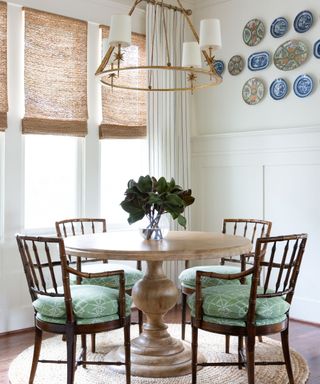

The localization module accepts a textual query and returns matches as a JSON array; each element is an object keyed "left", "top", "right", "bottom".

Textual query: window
[
  {"left": 24, "top": 135, "right": 81, "bottom": 230},
  {"left": 100, "top": 139, "right": 148, "bottom": 230}
]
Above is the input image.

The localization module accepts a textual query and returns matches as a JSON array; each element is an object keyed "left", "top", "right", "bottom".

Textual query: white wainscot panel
[
  {"left": 195, "top": 165, "right": 264, "bottom": 233},
  {"left": 265, "top": 164, "right": 320, "bottom": 323}
]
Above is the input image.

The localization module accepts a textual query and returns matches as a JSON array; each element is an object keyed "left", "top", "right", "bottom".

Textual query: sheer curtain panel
[
  {"left": 0, "top": 1, "right": 7, "bottom": 131},
  {"left": 99, "top": 26, "right": 147, "bottom": 139},
  {"left": 146, "top": 4, "right": 191, "bottom": 285},
  {"left": 22, "top": 8, "right": 88, "bottom": 137}
]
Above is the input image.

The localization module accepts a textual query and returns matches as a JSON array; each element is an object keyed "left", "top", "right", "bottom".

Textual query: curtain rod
[{"left": 138, "top": 0, "right": 192, "bottom": 16}]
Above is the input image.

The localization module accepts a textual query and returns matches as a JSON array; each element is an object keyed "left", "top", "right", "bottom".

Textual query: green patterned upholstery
[
  {"left": 188, "top": 285, "right": 290, "bottom": 327},
  {"left": 33, "top": 285, "right": 132, "bottom": 325},
  {"left": 70, "top": 263, "right": 143, "bottom": 290},
  {"left": 179, "top": 265, "right": 243, "bottom": 289}
]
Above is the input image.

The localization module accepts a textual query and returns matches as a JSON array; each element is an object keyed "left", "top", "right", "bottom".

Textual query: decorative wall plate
[
  {"left": 293, "top": 74, "right": 313, "bottom": 98},
  {"left": 228, "top": 55, "right": 244, "bottom": 75},
  {"left": 214, "top": 60, "right": 225, "bottom": 75},
  {"left": 269, "top": 78, "right": 288, "bottom": 100},
  {"left": 270, "top": 17, "right": 289, "bottom": 38},
  {"left": 243, "top": 18, "right": 265, "bottom": 46},
  {"left": 248, "top": 51, "right": 270, "bottom": 71},
  {"left": 274, "top": 40, "right": 308, "bottom": 71},
  {"left": 294, "top": 10, "right": 313, "bottom": 33},
  {"left": 314, "top": 40, "right": 320, "bottom": 58},
  {"left": 242, "top": 78, "right": 265, "bottom": 105}
]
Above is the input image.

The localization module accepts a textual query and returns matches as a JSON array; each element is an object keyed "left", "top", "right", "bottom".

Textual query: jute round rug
[{"left": 9, "top": 324, "right": 309, "bottom": 384}]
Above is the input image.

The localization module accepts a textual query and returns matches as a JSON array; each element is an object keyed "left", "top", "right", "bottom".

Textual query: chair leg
[
  {"left": 258, "top": 335, "right": 263, "bottom": 343},
  {"left": 281, "top": 327, "right": 294, "bottom": 384},
  {"left": 181, "top": 292, "right": 187, "bottom": 340},
  {"left": 66, "top": 328, "right": 77, "bottom": 384},
  {"left": 29, "top": 327, "right": 42, "bottom": 384},
  {"left": 245, "top": 334, "right": 256, "bottom": 384},
  {"left": 138, "top": 309, "right": 143, "bottom": 334},
  {"left": 124, "top": 319, "right": 131, "bottom": 384},
  {"left": 91, "top": 334, "right": 96, "bottom": 353},
  {"left": 238, "top": 336, "right": 244, "bottom": 369},
  {"left": 191, "top": 324, "right": 198, "bottom": 384},
  {"left": 81, "top": 335, "right": 87, "bottom": 369},
  {"left": 225, "top": 335, "right": 230, "bottom": 353}
]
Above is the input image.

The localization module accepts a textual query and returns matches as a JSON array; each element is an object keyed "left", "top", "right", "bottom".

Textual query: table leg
[{"left": 107, "top": 260, "right": 204, "bottom": 377}]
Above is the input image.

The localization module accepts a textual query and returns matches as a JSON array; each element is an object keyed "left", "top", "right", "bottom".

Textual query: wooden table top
[{"left": 64, "top": 231, "right": 252, "bottom": 261}]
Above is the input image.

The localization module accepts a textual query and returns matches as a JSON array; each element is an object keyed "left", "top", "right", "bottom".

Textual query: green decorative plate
[
  {"left": 242, "top": 78, "right": 265, "bottom": 105},
  {"left": 243, "top": 18, "right": 265, "bottom": 46},
  {"left": 274, "top": 39, "right": 308, "bottom": 71},
  {"left": 228, "top": 55, "right": 244, "bottom": 76}
]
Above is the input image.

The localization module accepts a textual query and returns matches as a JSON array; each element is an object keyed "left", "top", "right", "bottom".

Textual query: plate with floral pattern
[
  {"left": 243, "top": 18, "right": 265, "bottom": 46},
  {"left": 270, "top": 17, "right": 289, "bottom": 38},
  {"left": 242, "top": 78, "right": 265, "bottom": 105},
  {"left": 293, "top": 74, "right": 313, "bottom": 98},
  {"left": 228, "top": 55, "right": 244, "bottom": 76},
  {"left": 274, "top": 40, "right": 308, "bottom": 71},
  {"left": 269, "top": 78, "right": 289, "bottom": 100},
  {"left": 214, "top": 60, "right": 225, "bottom": 76},
  {"left": 294, "top": 10, "right": 313, "bottom": 33},
  {"left": 314, "top": 40, "right": 320, "bottom": 59}
]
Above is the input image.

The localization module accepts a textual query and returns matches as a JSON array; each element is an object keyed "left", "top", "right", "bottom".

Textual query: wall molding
[{"left": 191, "top": 125, "right": 320, "bottom": 156}]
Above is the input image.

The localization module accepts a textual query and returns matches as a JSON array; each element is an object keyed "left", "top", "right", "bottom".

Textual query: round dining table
[{"left": 64, "top": 230, "right": 252, "bottom": 378}]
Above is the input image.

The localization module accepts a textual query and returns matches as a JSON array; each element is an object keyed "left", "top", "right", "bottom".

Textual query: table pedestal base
[
  {"left": 107, "top": 260, "right": 204, "bottom": 377},
  {"left": 107, "top": 336, "right": 205, "bottom": 378}
]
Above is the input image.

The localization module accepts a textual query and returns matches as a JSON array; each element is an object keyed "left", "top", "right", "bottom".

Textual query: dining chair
[
  {"left": 16, "top": 235, "right": 131, "bottom": 384},
  {"left": 179, "top": 218, "right": 272, "bottom": 352},
  {"left": 189, "top": 233, "right": 307, "bottom": 384},
  {"left": 55, "top": 217, "right": 144, "bottom": 350}
]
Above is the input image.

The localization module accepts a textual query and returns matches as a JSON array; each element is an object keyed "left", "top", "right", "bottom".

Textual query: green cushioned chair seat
[
  {"left": 188, "top": 285, "right": 290, "bottom": 328},
  {"left": 70, "top": 263, "right": 143, "bottom": 290},
  {"left": 33, "top": 285, "right": 132, "bottom": 324},
  {"left": 179, "top": 265, "right": 243, "bottom": 289}
]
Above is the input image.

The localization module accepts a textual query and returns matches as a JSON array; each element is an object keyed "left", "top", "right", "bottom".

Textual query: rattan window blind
[
  {"left": 22, "top": 8, "right": 88, "bottom": 137},
  {"left": 99, "top": 26, "right": 147, "bottom": 139},
  {"left": 0, "top": 1, "right": 7, "bottom": 132}
]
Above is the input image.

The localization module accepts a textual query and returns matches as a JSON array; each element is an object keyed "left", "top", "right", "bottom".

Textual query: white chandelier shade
[
  {"left": 182, "top": 42, "right": 202, "bottom": 68},
  {"left": 199, "top": 18, "right": 222, "bottom": 50},
  {"left": 108, "top": 15, "right": 131, "bottom": 47}
]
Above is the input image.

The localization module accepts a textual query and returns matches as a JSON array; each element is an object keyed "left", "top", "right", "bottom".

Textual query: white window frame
[{"left": 23, "top": 135, "right": 84, "bottom": 236}]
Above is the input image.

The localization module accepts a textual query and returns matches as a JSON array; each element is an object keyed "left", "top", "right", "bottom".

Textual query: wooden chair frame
[
  {"left": 181, "top": 218, "right": 272, "bottom": 352},
  {"left": 55, "top": 217, "right": 143, "bottom": 346},
  {"left": 16, "top": 235, "right": 131, "bottom": 384},
  {"left": 191, "top": 233, "right": 307, "bottom": 384}
]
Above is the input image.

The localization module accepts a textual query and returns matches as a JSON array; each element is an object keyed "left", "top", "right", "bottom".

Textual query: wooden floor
[{"left": 1, "top": 307, "right": 319, "bottom": 384}]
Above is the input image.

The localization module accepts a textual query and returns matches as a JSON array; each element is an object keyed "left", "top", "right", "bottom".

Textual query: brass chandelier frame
[{"left": 95, "top": 0, "right": 222, "bottom": 92}]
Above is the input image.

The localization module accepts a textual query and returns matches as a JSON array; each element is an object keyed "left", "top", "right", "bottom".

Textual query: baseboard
[
  {"left": 0, "top": 326, "right": 33, "bottom": 337},
  {"left": 290, "top": 296, "right": 320, "bottom": 324}
]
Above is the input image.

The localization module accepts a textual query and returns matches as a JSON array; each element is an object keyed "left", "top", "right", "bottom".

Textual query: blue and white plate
[
  {"left": 294, "top": 10, "right": 313, "bottom": 33},
  {"left": 270, "top": 17, "right": 289, "bottom": 38},
  {"left": 314, "top": 40, "right": 320, "bottom": 59},
  {"left": 248, "top": 51, "right": 270, "bottom": 71},
  {"left": 293, "top": 74, "right": 313, "bottom": 98},
  {"left": 214, "top": 60, "right": 225, "bottom": 76},
  {"left": 269, "top": 78, "right": 288, "bottom": 100}
]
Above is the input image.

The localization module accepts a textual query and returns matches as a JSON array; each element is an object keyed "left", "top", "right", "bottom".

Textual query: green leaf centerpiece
[{"left": 120, "top": 175, "right": 195, "bottom": 239}]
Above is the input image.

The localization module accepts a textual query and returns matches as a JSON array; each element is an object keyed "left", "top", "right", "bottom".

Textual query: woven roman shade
[
  {"left": 22, "top": 8, "right": 88, "bottom": 137},
  {"left": 0, "top": 1, "right": 7, "bottom": 132},
  {"left": 99, "top": 26, "right": 147, "bottom": 139}
]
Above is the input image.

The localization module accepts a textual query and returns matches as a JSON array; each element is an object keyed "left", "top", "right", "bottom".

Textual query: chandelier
[{"left": 95, "top": 0, "right": 222, "bottom": 92}]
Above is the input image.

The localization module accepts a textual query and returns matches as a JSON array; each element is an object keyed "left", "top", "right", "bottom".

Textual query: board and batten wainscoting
[{"left": 190, "top": 126, "right": 320, "bottom": 324}]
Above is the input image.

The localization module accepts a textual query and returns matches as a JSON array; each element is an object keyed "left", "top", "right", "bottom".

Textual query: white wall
[
  {"left": 191, "top": 0, "right": 320, "bottom": 323},
  {"left": 193, "top": 0, "right": 320, "bottom": 135}
]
